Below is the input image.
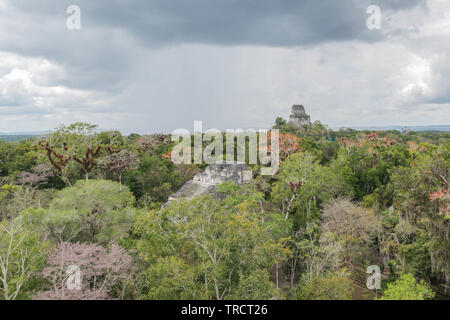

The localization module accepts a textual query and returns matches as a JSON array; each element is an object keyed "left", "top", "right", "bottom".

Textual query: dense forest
[{"left": 0, "top": 120, "right": 448, "bottom": 300}]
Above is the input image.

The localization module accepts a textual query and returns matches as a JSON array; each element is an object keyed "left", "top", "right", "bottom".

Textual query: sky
[{"left": 0, "top": 0, "right": 449, "bottom": 134}]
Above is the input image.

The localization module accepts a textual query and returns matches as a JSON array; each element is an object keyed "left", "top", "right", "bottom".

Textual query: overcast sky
[{"left": 0, "top": 0, "right": 449, "bottom": 133}]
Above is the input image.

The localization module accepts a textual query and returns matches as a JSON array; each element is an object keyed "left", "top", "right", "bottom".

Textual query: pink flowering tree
[
  {"left": 35, "top": 242, "right": 135, "bottom": 300},
  {"left": 16, "top": 163, "right": 53, "bottom": 191}
]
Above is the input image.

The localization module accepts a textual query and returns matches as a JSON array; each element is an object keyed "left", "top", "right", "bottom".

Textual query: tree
[
  {"left": 101, "top": 151, "right": 138, "bottom": 191},
  {"left": 279, "top": 133, "right": 303, "bottom": 162},
  {"left": 134, "top": 190, "right": 285, "bottom": 300},
  {"left": 15, "top": 163, "right": 53, "bottom": 193},
  {"left": 98, "top": 130, "right": 126, "bottom": 153},
  {"left": 391, "top": 149, "right": 449, "bottom": 287},
  {"left": 228, "top": 270, "right": 278, "bottom": 300},
  {"left": 296, "top": 272, "right": 353, "bottom": 300},
  {"left": 35, "top": 242, "right": 135, "bottom": 300},
  {"left": 124, "top": 152, "right": 199, "bottom": 203},
  {"left": 137, "top": 134, "right": 170, "bottom": 154},
  {"left": 39, "top": 140, "right": 72, "bottom": 186},
  {"left": 336, "top": 132, "right": 408, "bottom": 203},
  {"left": 0, "top": 140, "right": 38, "bottom": 177},
  {"left": 273, "top": 117, "right": 287, "bottom": 130},
  {"left": 320, "top": 198, "right": 382, "bottom": 262},
  {"left": 271, "top": 152, "right": 349, "bottom": 223},
  {"left": 0, "top": 219, "right": 50, "bottom": 300},
  {"left": 41, "top": 123, "right": 103, "bottom": 183},
  {"left": 0, "top": 184, "right": 23, "bottom": 220},
  {"left": 145, "top": 256, "right": 205, "bottom": 300},
  {"left": 0, "top": 184, "right": 53, "bottom": 220},
  {"left": 296, "top": 224, "right": 344, "bottom": 281},
  {"left": 71, "top": 145, "right": 101, "bottom": 181},
  {"left": 378, "top": 273, "right": 435, "bottom": 300},
  {"left": 429, "top": 188, "right": 450, "bottom": 219},
  {"left": 28, "top": 180, "right": 139, "bottom": 243}
]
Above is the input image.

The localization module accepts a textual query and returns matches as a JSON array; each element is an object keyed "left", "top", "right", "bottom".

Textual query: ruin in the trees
[{"left": 288, "top": 104, "right": 311, "bottom": 128}]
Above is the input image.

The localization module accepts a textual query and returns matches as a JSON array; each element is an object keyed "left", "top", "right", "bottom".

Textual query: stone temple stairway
[{"left": 164, "top": 162, "right": 252, "bottom": 207}]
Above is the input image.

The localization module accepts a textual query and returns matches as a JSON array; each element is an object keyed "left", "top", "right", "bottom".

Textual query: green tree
[
  {"left": 391, "top": 148, "right": 449, "bottom": 285},
  {"left": 0, "top": 219, "right": 50, "bottom": 300},
  {"left": 273, "top": 117, "right": 287, "bottom": 130},
  {"left": 0, "top": 140, "right": 38, "bottom": 177},
  {"left": 378, "top": 273, "right": 435, "bottom": 300},
  {"left": 336, "top": 133, "right": 409, "bottom": 204},
  {"left": 0, "top": 184, "right": 54, "bottom": 220},
  {"left": 145, "top": 256, "right": 205, "bottom": 300},
  {"left": 40, "top": 123, "right": 103, "bottom": 184},
  {"left": 134, "top": 189, "right": 285, "bottom": 300},
  {"left": 228, "top": 270, "right": 278, "bottom": 300},
  {"left": 22, "top": 180, "right": 140, "bottom": 244},
  {"left": 296, "top": 272, "right": 353, "bottom": 300},
  {"left": 124, "top": 153, "right": 199, "bottom": 203},
  {"left": 271, "top": 152, "right": 350, "bottom": 224}
]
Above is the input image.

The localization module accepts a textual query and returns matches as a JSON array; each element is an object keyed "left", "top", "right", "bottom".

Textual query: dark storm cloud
[
  {"left": 1, "top": 0, "right": 426, "bottom": 94},
  {"left": 10, "top": 0, "right": 426, "bottom": 47}
]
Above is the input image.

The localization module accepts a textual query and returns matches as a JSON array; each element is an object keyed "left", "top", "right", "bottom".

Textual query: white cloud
[{"left": 0, "top": 52, "right": 115, "bottom": 131}]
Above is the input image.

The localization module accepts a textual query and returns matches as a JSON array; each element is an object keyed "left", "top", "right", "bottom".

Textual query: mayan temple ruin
[
  {"left": 164, "top": 162, "right": 252, "bottom": 207},
  {"left": 288, "top": 104, "right": 311, "bottom": 127}
]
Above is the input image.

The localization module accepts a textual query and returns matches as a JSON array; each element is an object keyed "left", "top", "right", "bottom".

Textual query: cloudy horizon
[{"left": 0, "top": 0, "right": 449, "bottom": 134}]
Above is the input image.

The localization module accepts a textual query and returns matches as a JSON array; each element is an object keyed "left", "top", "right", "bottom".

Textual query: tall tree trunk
[
  {"left": 61, "top": 174, "right": 72, "bottom": 187},
  {"left": 290, "top": 250, "right": 298, "bottom": 286},
  {"left": 285, "top": 195, "right": 296, "bottom": 219},
  {"left": 276, "top": 262, "right": 279, "bottom": 289},
  {"left": 213, "top": 278, "right": 221, "bottom": 300}
]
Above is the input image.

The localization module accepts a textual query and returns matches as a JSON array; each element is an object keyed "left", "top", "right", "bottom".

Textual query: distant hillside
[
  {"left": 0, "top": 130, "right": 50, "bottom": 142},
  {"left": 339, "top": 125, "right": 450, "bottom": 132},
  {"left": 0, "top": 125, "right": 449, "bottom": 142},
  {"left": 0, "top": 135, "right": 38, "bottom": 142}
]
